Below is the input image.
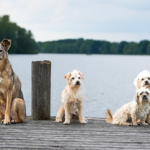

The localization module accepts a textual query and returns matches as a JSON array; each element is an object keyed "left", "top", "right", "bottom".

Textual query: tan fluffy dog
[
  {"left": 134, "top": 70, "right": 150, "bottom": 124},
  {"left": 56, "top": 70, "right": 87, "bottom": 124},
  {"left": 106, "top": 87, "right": 150, "bottom": 126}
]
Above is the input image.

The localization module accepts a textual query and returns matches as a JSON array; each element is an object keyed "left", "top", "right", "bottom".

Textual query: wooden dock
[{"left": 0, "top": 117, "right": 149, "bottom": 149}]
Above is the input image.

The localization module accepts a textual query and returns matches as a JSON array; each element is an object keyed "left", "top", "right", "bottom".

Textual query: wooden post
[{"left": 32, "top": 60, "right": 51, "bottom": 120}]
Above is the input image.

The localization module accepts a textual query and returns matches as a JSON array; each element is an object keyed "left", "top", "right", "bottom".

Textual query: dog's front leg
[
  {"left": 146, "top": 111, "right": 150, "bottom": 124},
  {"left": 141, "top": 115, "right": 148, "bottom": 125},
  {"left": 3, "top": 90, "right": 12, "bottom": 124},
  {"left": 131, "top": 110, "right": 138, "bottom": 126},
  {"left": 63, "top": 103, "right": 70, "bottom": 124},
  {"left": 0, "top": 101, "right": 6, "bottom": 121},
  {"left": 78, "top": 103, "right": 87, "bottom": 124},
  {"left": 56, "top": 105, "right": 64, "bottom": 122}
]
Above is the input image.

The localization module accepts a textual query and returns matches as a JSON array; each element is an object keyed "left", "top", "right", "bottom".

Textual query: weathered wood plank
[
  {"left": 0, "top": 117, "right": 149, "bottom": 149},
  {"left": 31, "top": 61, "right": 51, "bottom": 120}
]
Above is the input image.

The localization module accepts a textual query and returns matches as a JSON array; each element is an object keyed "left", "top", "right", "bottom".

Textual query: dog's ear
[
  {"left": 1, "top": 39, "right": 11, "bottom": 51},
  {"left": 133, "top": 77, "right": 140, "bottom": 89},
  {"left": 135, "top": 92, "right": 139, "bottom": 105},
  {"left": 64, "top": 72, "right": 71, "bottom": 80},
  {"left": 79, "top": 72, "right": 85, "bottom": 80}
]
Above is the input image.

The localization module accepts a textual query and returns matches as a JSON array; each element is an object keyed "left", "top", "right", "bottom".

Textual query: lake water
[{"left": 8, "top": 54, "right": 150, "bottom": 117}]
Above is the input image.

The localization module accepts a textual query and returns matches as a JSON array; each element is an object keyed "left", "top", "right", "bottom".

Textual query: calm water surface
[{"left": 8, "top": 54, "right": 150, "bottom": 117}]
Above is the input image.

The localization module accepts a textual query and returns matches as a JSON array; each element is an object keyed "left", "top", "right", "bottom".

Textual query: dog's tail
[{"left": 106, "top": 109, "right": 113, "bottom": 124}]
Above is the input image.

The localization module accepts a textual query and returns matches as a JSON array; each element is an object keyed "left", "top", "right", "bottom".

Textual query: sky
[{"left": 1, "top": 0, "right": 150, "bottom": 42}]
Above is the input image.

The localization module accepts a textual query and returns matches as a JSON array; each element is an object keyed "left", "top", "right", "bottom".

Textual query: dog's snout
[
  {"left": 76, "top": 81, "right": 80, "bottom": 85},
  {"left": 143, "top": 95, "right": 147, "bottom": 99},
  {"left": 145, "top": 81, "right": 149, "bottom": 85}
]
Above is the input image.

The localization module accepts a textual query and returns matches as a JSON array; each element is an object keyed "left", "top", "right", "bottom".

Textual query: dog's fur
[
  {"left": 106, "top": 87, "right": 150, "bottom": 126},
  {"left": 134, "top": 70, "right": 150, "bottom": 89},
  {"left": 56, "top": 70, "right": 87, "bottom": 124},
  {"left": 134, "top": 70, "right": 150, "bottom": 124},
  {"left": 0, "top": 39, "right": 26, "bottom": 124}
]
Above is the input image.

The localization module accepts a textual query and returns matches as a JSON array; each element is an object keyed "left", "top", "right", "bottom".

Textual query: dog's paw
[
  {"left": 80, "top": 120, "right": 87, "bottom": 124},
  {"left": 132, "top": 123, "right": 138, "bottom": 126},
  {"left": 2, "top": 119, "right": 11, "bottom": 125},
  {"left": 56, "top": 118, "right": 63, "bottom": 123},
  {"left": 11, "top": 120, "right": 16, "bottom": 124},
  {"left": 128, "top": 123, "right": 133, "bottom": 126},
  {"left": 1, "top": 119, "right": 4, "bottom": 124},
  {"left": 142, "top": 122, "right": 149, "bottom": 125},
  {"left": 83, "top": 117, "right": 88, "bottom": 123},
  {"left": 63, "top": 121, "right": 70, "bottom": 125}
]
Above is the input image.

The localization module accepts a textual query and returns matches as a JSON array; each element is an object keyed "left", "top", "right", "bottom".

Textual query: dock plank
[{"left": 0, "top": 117, "right": 149, "bottom": 149}]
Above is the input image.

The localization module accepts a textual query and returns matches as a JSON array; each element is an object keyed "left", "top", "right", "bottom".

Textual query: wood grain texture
[
  {"left": 32, "top": 61, "right": 51, "bottom": 120},
  {"left": 0, "top": 117, "right": 150, "bottom": 149}
]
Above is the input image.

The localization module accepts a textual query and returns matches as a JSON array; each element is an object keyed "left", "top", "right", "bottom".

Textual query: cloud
[{"left": 1, "top": 0, "right": 150, "bottom": 42}]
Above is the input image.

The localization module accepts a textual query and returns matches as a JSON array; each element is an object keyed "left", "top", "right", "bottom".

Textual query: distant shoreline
[
  {"left": 37, "top": 38, "right": 150, "bottom": 55},
  {"left": 9, "top": 53, "right": 150, "bottom": 56}
]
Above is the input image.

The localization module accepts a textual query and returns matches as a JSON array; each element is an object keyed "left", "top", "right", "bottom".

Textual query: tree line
[
  {"left": 37, "top": 39, "right": 150, "bottom": 55},
  {"left": 1, "top": 15, "right": 150, "bottom": 55}
]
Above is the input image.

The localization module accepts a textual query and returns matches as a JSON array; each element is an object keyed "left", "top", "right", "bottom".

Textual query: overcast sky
[{"left": 1, "top": 0, "right": 150, "bottom": 42}]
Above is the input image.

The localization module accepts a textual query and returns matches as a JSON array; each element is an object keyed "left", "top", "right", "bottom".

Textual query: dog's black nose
[
  {"left": 76, "top": 81, "right": 80, "bottom": 85},
  {"left": 145, "top": 81, "right": 149, "bottom": 85},
  {"left": 143, "top": 95, "right": 147, "bottom": 99}
]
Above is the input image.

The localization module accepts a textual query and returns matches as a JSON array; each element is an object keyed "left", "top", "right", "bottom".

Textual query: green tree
[
  {"left": 146, "top": 43, "right": 150, "bottom": 54},
  {"left": 0, "top": 15, "right": 37, "bottom": 54}
]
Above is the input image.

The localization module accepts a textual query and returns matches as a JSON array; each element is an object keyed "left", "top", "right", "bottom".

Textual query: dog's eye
[
  {"left": 142, "top": 78, "right": 144, "bottom": 81},
  {"left": 140, "top": 92, "right": 143, "bottom": 95},
  {"left": 71, "top": 77, "right": 75, "bottom": 80},
  {"left": 0, "top": 50, "right": 3, "bottom": 53},
  {"left": 146, "top": 92, "right": 149, "bottom": 95},
  {"left": 148, "top": 78, "right": 150, "bottom": 80},
  {"left": 78, "top": 77, "right": 81, "bottom": 79}
]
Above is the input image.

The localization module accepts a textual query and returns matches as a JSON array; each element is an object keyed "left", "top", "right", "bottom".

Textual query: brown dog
[{"left": 0, "top": 39, "right": 26, "bottom": 124}]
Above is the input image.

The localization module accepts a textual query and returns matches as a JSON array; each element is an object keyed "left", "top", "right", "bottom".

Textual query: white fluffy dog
[
  {"left": 134, "top": 70, "right": 150, "bottom": 124},
  {"left": 56, "top": 70, "right": 87, "bottom": 124},
  {"left": 134, "top": 70, "right": 150, "bottom": 89},
  {"left": 106, "top": 87, "right": 150, "bottom": 126}
]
